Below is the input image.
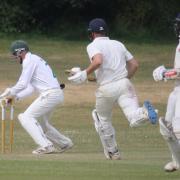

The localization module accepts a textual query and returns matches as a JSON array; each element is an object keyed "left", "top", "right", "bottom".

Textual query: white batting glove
[
  {"left": 70, "top": 67, "right": 81, "bottom": 75},
  {"left": 153, "top": 65, "right": 167, "bottom": 81},
  {"left": 68, "top": 70, "right": 87, "bottom": 85},
  {"left": 0, "top": 88, "right": 11, "bottom": 99}
]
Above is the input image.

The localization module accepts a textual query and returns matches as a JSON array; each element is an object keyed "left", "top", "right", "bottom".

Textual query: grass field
[{"left": 0, "top": 37, "right": 180, "bottom": 179}]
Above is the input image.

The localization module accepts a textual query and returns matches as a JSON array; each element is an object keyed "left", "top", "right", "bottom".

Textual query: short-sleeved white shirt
[
  {"left": 10, "top": 52, "right": 60, "bottom": 95},
  {"left": 87, "top": 37, "right": 133, "bottom": 85},
  {"left": 174, "top": 41, "right": 180, "bottom": 87}
]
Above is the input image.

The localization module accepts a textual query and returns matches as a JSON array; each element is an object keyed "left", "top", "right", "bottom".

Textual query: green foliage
[{"left": 0, "top": 0, "right": 180, "bottom": 39}]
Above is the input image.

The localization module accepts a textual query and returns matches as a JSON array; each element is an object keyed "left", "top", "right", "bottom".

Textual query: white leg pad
[
  {"left": 18, "top": 113, "right": 53, "bottom": 147},
  {"left": 92, "top": 109, "right": 118, "bottom": 156},
  {"left": 159, "top": 117, "right": 180, "bottom": 168}
]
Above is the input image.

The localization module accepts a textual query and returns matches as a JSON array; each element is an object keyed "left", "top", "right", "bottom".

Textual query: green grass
[{"left": 0, "top": 37, "right": 180, "bottom": 179}]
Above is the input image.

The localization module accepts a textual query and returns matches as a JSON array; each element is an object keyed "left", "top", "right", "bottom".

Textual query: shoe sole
[
  {"left": 165, "top": 168, "right": 178, "bottom": 172},
  {"left": 32, "top": 150, "right": 55, "bottom": 155},
  {"left": 144, "top": 101, "right": 157, "bottom": 124}
]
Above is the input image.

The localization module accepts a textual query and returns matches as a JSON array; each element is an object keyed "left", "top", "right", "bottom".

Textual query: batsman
[
  {"left": 0, "top": 40, "right": 73, "bottom": 154},
  {"left": 68, "top": 18, "right": 158, "bottom": 160},
  {"left": 153, "top": 13, "right": 180, "bottom": 172}
]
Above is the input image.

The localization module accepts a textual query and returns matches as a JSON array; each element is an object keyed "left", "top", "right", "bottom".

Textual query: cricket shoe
[
  {"left": 105, "top": 149, "right": 121, "bottom": 160},
  {"left": 143, "top": 101, "right": 157, "bottom": 124},
  {"left": 56, "top": 142, "right": 74, "bottom": 153},
  {"left": 164, "top": 161, "right": 179, "bottom": 172},
  {"left": 32, "top": 144, "right": 56, "bottom": 155}
]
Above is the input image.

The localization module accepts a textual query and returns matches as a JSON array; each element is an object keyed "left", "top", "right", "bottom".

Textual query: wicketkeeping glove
[
  {"left": 68, "top": 70, "right": 87, "bottom": 84},
  {"left": 0, "top": 88, "right": 11, "bottom": 98}
]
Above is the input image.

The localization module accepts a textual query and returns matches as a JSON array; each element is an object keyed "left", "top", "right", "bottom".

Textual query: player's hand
[
  {"left": 153, "top": 65, "right": 167, "bottom": 81},
  {"left": 0, "top": 88, "right": 11, "bottom": 98},
  {"left": 5, "top": 95, "right": 15, "bottom": 105},
  {"left": 66, "top": 67, "right": 96, "bottom": 82},
  {"left": 68, "top": 70, "right": 87, "bottom": 84},
  {"left": 65, "top": 67, "right": 81, "bottom": 76}
]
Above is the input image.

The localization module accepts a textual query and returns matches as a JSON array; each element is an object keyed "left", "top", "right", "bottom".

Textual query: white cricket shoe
[
  {"left": 105, "top": 149, "right": 121, "bottom": 160},
  {"left": 32, "top": 144, "right": 55, "bottom": 154},
  {"left": 164, "top": 161, "right": 179, "bottom": 172}
]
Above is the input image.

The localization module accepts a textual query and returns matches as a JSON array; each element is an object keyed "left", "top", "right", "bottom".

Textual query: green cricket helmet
[{"left": 10, "top": 40, "right": 29, "bottom": 56}]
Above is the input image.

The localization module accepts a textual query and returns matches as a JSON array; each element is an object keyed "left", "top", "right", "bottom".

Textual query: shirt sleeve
[
  {"left": 123, "top": 45, "right": 133, "bottom": 61},
  {"left": 87, "top": 44, "right": 101, "bottom": 60},
  {"left": 16, "top": 84, "right": 35, "bottom": 100},
  {"left": 125, "top": 50, "right": 133, "bottom": 61},
  {"left": 174, "top": 44, "right": 180, "bottom": 69},
  {"left": 10, "top": 58, "right": 37, "bottom": 96}
]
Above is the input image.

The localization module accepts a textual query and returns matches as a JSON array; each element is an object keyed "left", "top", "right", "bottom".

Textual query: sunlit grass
[{"left": 0, "top": 37, "right": 179, "bottom": 179}]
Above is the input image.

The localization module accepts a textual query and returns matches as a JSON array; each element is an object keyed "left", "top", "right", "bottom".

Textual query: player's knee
[
  {"left": 159, "top": 117, "right": 176, "bottom": 141},
  {"left": 18, "top": 113, "right": 26, "bottom": 125},
  {"left": 18, "top": 113, "right": 30, "bottom": 125},
  {"left": 173, "top": 117, "right": 180, "bottom": 139},
  {"left": 92, "top": 109, "right": 109, "bottom": 127},
  {"left": 18, "top": 113, "right": 24, "bottom": 120},
  {"left": 92, "top": 109, "right": 113, "bottom": 135}
]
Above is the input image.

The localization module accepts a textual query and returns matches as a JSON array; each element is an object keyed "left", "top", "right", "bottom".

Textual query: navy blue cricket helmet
[{"left": 88, "top": 18, "right": 108, "bottom": 33}]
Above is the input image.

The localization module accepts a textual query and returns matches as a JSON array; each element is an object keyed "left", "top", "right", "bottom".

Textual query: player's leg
[
  {"left": 40, "top": 113, "right": 73, "bottom": 152},
  {"left": 160, "top": 90, "right": 180, "bottom": 172},
  {"left": 93, "top": 87, "right": 120, "bottom": 160},
  {"left": 117, "top": 79, "right": 157, "bottom": 127},
  {"left": 18, "top": 89, "right": 63, "bottom": 154},
  {"left": 161, "top": 90, "right": 180, "bottom": 172},
  {"left": 18, "top": 113, "right": 55, "bottom": 154}
]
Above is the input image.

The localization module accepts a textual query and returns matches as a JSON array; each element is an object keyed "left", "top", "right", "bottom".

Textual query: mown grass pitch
[{"left": 0, "top": 38, "right": 180, "bottom": 179}]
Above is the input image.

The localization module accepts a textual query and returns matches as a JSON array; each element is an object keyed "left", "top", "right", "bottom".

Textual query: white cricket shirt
[
  {"left": 174, "top": 40, "right": 180, "bottom": 87},
  {"left": 174, "top": 41, "right": 180, "bottom": 69},
  {"left": 10, "top": 52, "right": 60, "bottom": 97},
  {"left": 87, "top": 37, "right": 133, "bottom": 85}
]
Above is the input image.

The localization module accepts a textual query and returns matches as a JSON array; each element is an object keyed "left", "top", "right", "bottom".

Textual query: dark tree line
[{"left": 0, "top": 0, "right": 179, "bottom": 38}]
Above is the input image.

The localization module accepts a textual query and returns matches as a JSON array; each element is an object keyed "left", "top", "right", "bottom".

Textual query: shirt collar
[
  {"left": 25, "top": 52, "right": 31, "bottom": 59},
  {"left": 22, "top": 52, "right": 31, "bottom": 64},
  {"left": 93, "top": 37, "right": 110, "bottom": 42}
]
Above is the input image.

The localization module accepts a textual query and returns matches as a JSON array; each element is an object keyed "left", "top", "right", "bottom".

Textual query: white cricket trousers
[
  {"left": 94, "top": 78, "right": 147, "bottom": 153},
  {"left": 95, "top": 78, "right": 145, "bottom": 127},
  {"left": 165, "top": 86, "right": 180, "bottom": 139},
  {"left": 18, "top": 88, "right": 72, "bottom": 148}
]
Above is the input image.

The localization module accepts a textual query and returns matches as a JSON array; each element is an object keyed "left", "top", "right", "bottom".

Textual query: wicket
[{"left": 0, "top": 98, "right": 14, "bottom": 153}]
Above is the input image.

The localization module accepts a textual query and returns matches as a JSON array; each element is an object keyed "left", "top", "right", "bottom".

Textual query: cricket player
[
  {"left": 0, "top": 40, "right": 73, "bottom": 154},
  {"left": 153, "top": 13, "right": 180, "bottom": 172},
  {"left": 68, "top": 18, "right": 157, "bottom": 160}
]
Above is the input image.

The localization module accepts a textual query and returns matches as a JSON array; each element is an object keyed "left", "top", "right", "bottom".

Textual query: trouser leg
[
  {"left": 94, "top": 94, "right": 119, "bottom": 157},
  {"left": 18, "top": 89, "right": 63, "bottom": 148},
  {"left": 40, "top": 113, "right": 73, "bottom": 148}
]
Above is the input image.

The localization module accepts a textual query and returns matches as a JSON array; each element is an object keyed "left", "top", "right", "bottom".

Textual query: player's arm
[
  {"left": 16, "top": 84, "right": 35, "bottom": 100},
  {"left": 86, "top": 53, "right": 103, "bottom": 75},
  {"left": 126, "top": 58, "right": 139, "bottom": 79},
  {"left": 10, "top": 60, "right": 37, "bottom": 96},
  {"left": 68, "top": 53, "right": 102, "bottom": 84}
]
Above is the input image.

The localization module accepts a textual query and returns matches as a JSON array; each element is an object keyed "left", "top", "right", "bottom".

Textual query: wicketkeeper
[
  {"left": 0, "top": 40, "right": 73, "bottom": 154},
  {"left": 153, "top": 13, "right": 180, "bottom": 172},
  {"left": 68, "top": 18, "right": 158, "bottom": 160}
]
